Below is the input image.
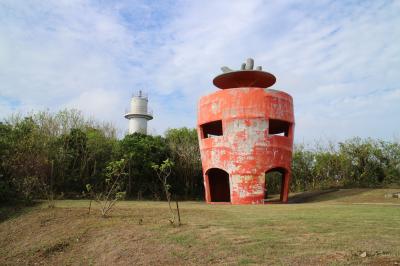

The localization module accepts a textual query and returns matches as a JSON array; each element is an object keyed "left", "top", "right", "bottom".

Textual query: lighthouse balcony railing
[{"left": 125, "top": 108, "right": 153, "bottom": 117}]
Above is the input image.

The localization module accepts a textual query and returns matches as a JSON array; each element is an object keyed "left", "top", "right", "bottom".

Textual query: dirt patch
[{"left": 0, "top": 207, "right": 219, "bottom": 265}]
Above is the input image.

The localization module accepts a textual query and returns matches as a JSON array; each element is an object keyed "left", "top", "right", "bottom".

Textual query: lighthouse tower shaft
[{"left": 124, "top": 92, "right": 153, "bottom": 135}]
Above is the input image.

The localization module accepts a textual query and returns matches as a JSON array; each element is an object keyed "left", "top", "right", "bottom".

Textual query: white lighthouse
[{"left": 124, "top": 91, "right": 153, "bottom": 135}]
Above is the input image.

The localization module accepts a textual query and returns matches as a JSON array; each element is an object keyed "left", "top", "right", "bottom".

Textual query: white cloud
[{"left": 0, "top": 0, "right": 399, "bottom": 142}]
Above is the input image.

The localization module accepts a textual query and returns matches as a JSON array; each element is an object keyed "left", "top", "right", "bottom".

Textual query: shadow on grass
[
  {"left": 0, "top": 201, "right": 39, "bottom": 223},
  {"left": 288, "top": 188, "right": 374, "bottom": 203}
]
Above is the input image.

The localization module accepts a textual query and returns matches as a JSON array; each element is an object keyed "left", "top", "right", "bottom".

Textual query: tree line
[{"left": 0, "top": 109, "right": 399, "bottom": 203}]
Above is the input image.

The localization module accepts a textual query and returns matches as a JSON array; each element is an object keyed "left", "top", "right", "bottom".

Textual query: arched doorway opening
[
  {"left": 206, "top": 168, "right": 230, "bottom": 202},
  {"left": 264, "top": 168, "right": 287, "bottom": 203}
]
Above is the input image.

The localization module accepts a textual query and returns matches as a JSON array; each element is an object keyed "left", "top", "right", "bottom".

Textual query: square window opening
[
  {"left": 269, "top": 119, "right": 290, "bottom": 137},
  {"left": 201, "top": 120, "right": 223, "bottom": 139}
]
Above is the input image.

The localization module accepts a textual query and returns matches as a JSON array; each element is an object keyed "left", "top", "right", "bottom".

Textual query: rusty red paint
[{"left": 197, "top": 68, "right": 295, "bottom": 204}]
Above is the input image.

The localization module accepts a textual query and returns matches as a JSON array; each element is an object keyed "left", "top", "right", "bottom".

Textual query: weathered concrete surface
[{"left": 197, "top": 66, "right": 295, "bottom": 204}]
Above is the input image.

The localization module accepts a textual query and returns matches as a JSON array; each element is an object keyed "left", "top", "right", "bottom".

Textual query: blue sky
[{"left": 0, "top": 0, "right": 399, "bottom": 142}]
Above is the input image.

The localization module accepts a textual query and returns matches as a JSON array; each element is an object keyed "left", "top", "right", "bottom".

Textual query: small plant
[
  {"left": 83, "top": 184, "right": 94, "bottom": 214},
  {"left": 85, "top": 159, "right": 127, "bottom": 217},
  {"left": 152, "top": 158, "right": 181, "bottom": 226},
  {"left": 40, "top": 160, "right": 64, "bottom": 208}
]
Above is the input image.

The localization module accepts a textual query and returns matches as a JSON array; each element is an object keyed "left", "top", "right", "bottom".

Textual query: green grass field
[{"left": 1, "top": 189, "right": 400, "bottom": 265}]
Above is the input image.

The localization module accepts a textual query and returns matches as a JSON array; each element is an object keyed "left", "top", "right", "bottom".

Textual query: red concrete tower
[{"left": 197, "top": 58, "right": 295, "bottom": 204}]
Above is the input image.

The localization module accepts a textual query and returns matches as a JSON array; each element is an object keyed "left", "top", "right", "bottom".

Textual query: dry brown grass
[{"left": 1, "top": 188, "right": 400, "bottom": 265}]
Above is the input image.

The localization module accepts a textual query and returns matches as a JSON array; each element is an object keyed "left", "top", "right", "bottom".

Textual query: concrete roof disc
[{"left": 213, "top": 70, "right": 276, "bottom": 90}]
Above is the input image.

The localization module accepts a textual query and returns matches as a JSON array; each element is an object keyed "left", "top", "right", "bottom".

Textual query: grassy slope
[{"left": 1, "top": 189, "right": 400, "bottom": 265}]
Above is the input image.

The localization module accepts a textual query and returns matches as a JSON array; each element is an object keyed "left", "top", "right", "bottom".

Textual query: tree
[
  {"left": 291, "top": 144, "right": 315, "bottom": 191},
  {"left": 0, "top": 109, "right": 119, "bottom": 203},
  {"left": 0, "top": 122, "right": 15, "bottom": 202},
  {"left": 92, "top": 159, "right": 127, "bottom": 217},
  {"left": 339, "top": 138, "right": 386, "bottom": 187},
  {"left": 152, "top": 159, "right": 180, "bottom": 225},
  {"left": 5, "top": 117, "right": 46, "bottom": 203},
  {"left": 119, "top": 133, "right": 169, "bottom": 199},
  {"left": 165, "top": 128, "right": 202, "bottom": 199}
]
